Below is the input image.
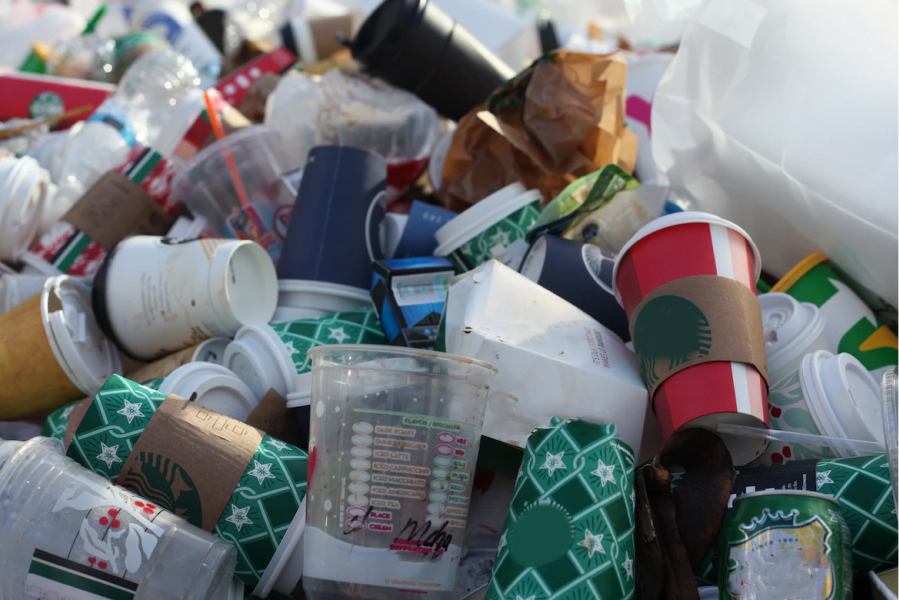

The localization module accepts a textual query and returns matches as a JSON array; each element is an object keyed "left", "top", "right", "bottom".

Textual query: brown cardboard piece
[
  {"left": 116, "top": 397, "right": 262, "bottom": 531},
  {"left": 245, "top": 388, "right": 305, "bottom": 448},
  {"left": 63, "top": 171, "right": 174, "bottom": 250},
  {"left": 308, "top": 15, "right": 353, "bottom": 62},
  {"left": 629, "top": 275, "right": 768, "bottom": 398},
  {"left": 63, "top": 396, "right": 93, "bottom": 449},
  {"left": 125, "top": 344, "right": 203, "bottom": 384}
]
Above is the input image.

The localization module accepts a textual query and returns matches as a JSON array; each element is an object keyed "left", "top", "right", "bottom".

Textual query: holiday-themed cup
[
  {"left": 65, "top": 375, "right": 308, "bottom": 593},
  {"left": 271, "top": 280, "right": 372, "bottom": 324},
  {"left": 224, "top": 309, "right": 387, "bottom": 399},
  {"left": 434, "top": 183, "right": 543, "bottom": 272},
  {"left": 485, "top": 418, "right": 636, "bottom": 600},
  {"left": 759, "top": 292, "right": 833, "bottom": 385},
  {"left": 771, "top": 253, "right": 898, "bottom": 381},
  {"left": 0, "top": 155, "right": 49, "bottom": 263},
  {"left": 158, "top": 362, "right": 258, "bottom": 421},
  {"left": 0, "top": 276, "right": 121, "bottom": 420},
  {"left": 303, "top": 345, "right": 495, "bottom": 600},
  {"left": 92, "top": 236, "right": 277, "bottom": 360},
  {"left": 0, "top": 436, "right": 236, "bottom": 600},
  {"left": 613, "top": 211, "right": 768, "bottom": 465}
]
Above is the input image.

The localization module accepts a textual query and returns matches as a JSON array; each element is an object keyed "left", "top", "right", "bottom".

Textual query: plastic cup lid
[
  {"left": 159, "top": 362, "right": 259, "bottom": 418},
  {"left": 0, "top": 156, "right": 48, "bottom": 262},
  {"left": 193, "top": 337, "right": 231, "bottom": 365},
  {"left": 286, "top": 372, "right": 313, "bottom": 408},
  {"left": 612, "top": 211, "right": 762, "bottom": 305},
  {"left": 759, "top": 293, "right": 823, "bottom": 370},
  {"left": 225, "top": 323, "right": 296, "bottom": 397},
  {"left": 434, "top": 183, "right": 542, "bottom": 256}
]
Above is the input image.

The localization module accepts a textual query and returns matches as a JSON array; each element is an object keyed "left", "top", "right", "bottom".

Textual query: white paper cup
[
  {"left": 271, "top": 279, "right": 371, "bottom": 324},
  {"left": 158, "top": 362, "right": 259, "bottom": 421},
  {"left": 93, "top": 236, "right": 277, "bottom": 360},
  {"left": 224, "top": 322, "right": 297, "bottom": 398},
  {"left": 0, "top": 156, "right": 49, "bottom": 263},
  {"left": 760, "top": 292, "right": 832, "bottom": 385}
]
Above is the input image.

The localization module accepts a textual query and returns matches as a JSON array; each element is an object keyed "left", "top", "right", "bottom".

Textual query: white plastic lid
[
  {"left": 278, "top": 279, "right": 372, "bottom": 304},
  {"left": 519, "top": 234, "right": 548, "bottom": 282},
  {"left": 252, "top": 497, "right": 306, "bottom": 597},
  {"left": 434, "top": 183, "right": 542, "bottom": 256},
  {"left": 193, "top": 337, "right": 231, "bottom": 365},
  {"left": 0, "top": 156, "right": 48, "bottom": 263},
  {"left": 285, "top": 372, "right": 313, "bottom": 408},
  {"left": 612, "top": 211, "right": 762, "bottom": 304},
  {"left": 159, "top": 362, "right": 259, "bottom": 421},
  {"left": 41, "top": 276, "right": 122, "bottom": 395},
  {"left": 759, "top": 293, "right": 825, "bottom": 372},
  {"left": 223, "top": 323, "right": 296, "bottom": 398}
]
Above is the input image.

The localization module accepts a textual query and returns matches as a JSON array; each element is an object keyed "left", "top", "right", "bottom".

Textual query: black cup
[
  {"left": 350, "top": 0, "right": 516, "bottom": 121},
  {"left": 519, "top": 235, "right": 631, "bottom": 342},
  {"left": 277, "top": 145, "right": 387, "bottom": 289}
]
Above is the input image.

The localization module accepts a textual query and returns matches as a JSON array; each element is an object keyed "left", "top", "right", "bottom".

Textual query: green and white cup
[
  {"left": 434, "top": 183, "right": 543, "bottom": 272},
  {"left": 485, "top": 418, "right": 636, "bottom": 600},
  {"left": 65, "top": 375, "right": 309, "bottom": 594},
  {"left": 753, "top": 350, "right": 884, "bottom": 465}
]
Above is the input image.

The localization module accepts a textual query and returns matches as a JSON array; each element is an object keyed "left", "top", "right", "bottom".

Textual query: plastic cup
[
  {"left": 759, "top": 292, "right": 832, "bottom": 385},
  {"left": 753, "top": 350, "right": 884, "bottom": 465},
  {"left": 277, "top": 145, "right": 388, "bottom": 291},
  {"left": 303, "top": 345, "right": 495, "bottom": 600},
  {"left": 349, "top": 0, "right": 515, "bottom": 121},
  {"left": 172, "top": 125, "right": 296, "bottom": 263},
  {"left": 271, "top": 280, "right": 373, "bottom": 324},
  {"left": 613, "top": 211, "right": 767, "bottom": 465},
  {"left": 158, "top": 362, "right": 258, "bottom": 421},
  {"left": 434, "top": 183, "right": 542, "bottom": 272},
  {"left": 0, "top": 436, "right": 235, "bottom": 600},
  {"left": 0, "top": 276, "right": 121, "bottom": 420},
  {"left": 92, "top": 236, "right": 277, "bottom": 360},
  {"left": 0, "top": 155, "right": 49, "bottom": 263}
]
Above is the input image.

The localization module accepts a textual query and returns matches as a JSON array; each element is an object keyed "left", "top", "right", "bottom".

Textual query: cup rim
[{"left": 307, "top": 343, "right": 497, "bottom": 376}]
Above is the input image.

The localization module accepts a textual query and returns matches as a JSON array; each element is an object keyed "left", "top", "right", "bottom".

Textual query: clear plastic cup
[
  {"left": 0, "top": 436, "right": 235, "bottom": 600},
  {"left": 304, "top": 345, "right": 496, "bottom": 600}
]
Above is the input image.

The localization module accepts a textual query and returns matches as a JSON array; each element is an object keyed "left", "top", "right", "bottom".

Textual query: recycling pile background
[{"left": 0, "top": 0, "right": 896, "bottom": 599}]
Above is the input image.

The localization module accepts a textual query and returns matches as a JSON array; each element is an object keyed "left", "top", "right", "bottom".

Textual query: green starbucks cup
[{"left": 485, "top": 418, "right": 636, "bottom": 600}]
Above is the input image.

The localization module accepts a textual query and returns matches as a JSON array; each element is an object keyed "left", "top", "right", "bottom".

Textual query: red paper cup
[{"left": 613, "top": 212, "right": 769, "bottom": 465}]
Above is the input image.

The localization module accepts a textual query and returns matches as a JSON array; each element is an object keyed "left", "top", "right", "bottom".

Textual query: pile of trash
[{"left": 0, "top": 0, "right": 896, "bottom": 599}]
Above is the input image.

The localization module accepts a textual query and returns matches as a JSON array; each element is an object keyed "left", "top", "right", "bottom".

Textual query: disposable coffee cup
[
  {"left": 0, "top": 436, "right": 236, "bottom": 599},
  {"left": 278, "top": 145, "right": 387, "bottom": 290},
  {"left": 613, "top": 211, "right": 768, "bottom": 465},
  {"left": 0, "top": 155, "right": 49, "bottom": 263},
  {"left": 281, "top": 14, "right": 353, "bottom": 63},
  {"left": 303, "top": 345, "right": 495, "bottom": 599},
  {"left": 753, "top": 350, "right": 884, "bottom": 465},
  {"left": 271, "top": 279, "right": 372, "bottom": 324},
  {"left": 350, "top": 0, "right": 515, "bottom": 121},
  {"left": 759, "top": 292, "right": 832, "bottom": 385},
  {"left": 520, "top": 234, "right": 630, "bottom": 341},
  {"left": 434, "top": 182, "right": 543, "bottom": 272},
  {"left": 93, "top": 236, "right": 277, "bottom": 361},
  {"left": 158, "top": 362, "right": 259, "bottom": 421},
  {"left": 771, "top": 253, "right": 898, "bottom": 378},
  {"left": 0, "top": 275, "right": 121, "bottom": 420}
]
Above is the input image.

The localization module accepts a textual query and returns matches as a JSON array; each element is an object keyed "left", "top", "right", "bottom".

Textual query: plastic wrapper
[
  {"left": 653, "top": 0, "right": 898, "bottom": 309},
  {"left": 438, "top": 51, "right": 637, "bottom": 213}
]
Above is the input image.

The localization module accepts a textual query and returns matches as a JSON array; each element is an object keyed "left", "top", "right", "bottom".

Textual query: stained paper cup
[
  {"left": 614, "top": 211, "right": 767, "bottom": 465},
  {"left": 0, "top": 276, "right": 121, "bottom": 420},
  {"left": 93, "top": 236, "right": 277, "bottom": 360},
  {"left": 158, "top": 362, "right": 259, "bottom": 421},
  {"left": 271, "top": 280, "right": 372, "bottom": 324},
  {"left": 760, "top": 293, "right": 832, "bottom": 385},
  {"left": 434, "top": 182, "right": 543, "bottom": 272}
]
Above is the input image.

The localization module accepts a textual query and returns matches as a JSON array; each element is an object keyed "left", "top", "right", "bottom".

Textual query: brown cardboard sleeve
[
  {"left": 63, "top": 171, "right": 174, "bottom": 250},
  {"left": 115, "top": 397, "right": 263, "bottom": 531},
  {"left": 63, "top": 396, "right": 93, "bottom": 450},
  {"left": 629, "top": 275, "right": 768, "bottom": 398},
  {"left": 245, "top": 388, "right": 305, "bottom": 448},
  {"left": 125, "top": 344, "right": 203, "bottom": 384}
]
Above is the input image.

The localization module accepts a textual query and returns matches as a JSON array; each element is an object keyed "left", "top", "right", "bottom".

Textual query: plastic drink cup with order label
[{"left": 304, "top": 345, "right": 496, "bottom": 600}]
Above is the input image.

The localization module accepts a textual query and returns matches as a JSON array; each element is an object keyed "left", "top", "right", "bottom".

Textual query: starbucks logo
[
  {"left": 633, "top": 295, "right": 711, "bottom": 386},
  {"left": 119, "top": 452, "right": 203, "bottom": 527},
  {"left": 581, "top": 244, "right": 616, "bottom": 296},
  {"left": 29, "top": 92, "right": 64, "bottom": 120}
]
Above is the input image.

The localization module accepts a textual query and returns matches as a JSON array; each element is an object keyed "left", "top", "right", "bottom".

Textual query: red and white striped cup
[{"left": 613, "top": 212, "right": 769, "bottom": 465}]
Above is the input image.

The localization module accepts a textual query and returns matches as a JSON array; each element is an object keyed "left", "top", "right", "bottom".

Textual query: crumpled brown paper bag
[{"left": 438, "top": 51, "right": 637, "bottom": 213}]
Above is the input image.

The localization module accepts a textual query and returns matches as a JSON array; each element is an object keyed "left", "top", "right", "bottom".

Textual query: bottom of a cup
[
  {"left": 677, "top": 412, "right": 770, "bottom": 466},
  {"left": 275, "top": 279, "right": 372, "bottom": 321}
]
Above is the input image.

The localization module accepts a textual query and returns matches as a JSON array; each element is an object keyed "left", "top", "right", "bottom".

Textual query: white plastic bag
[{"left": 653, "top": 0, "right": 898, "bottom": 308}]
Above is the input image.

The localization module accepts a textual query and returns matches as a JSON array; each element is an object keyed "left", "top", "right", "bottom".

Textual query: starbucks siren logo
[
  {"left": 118, "top": 452, "right": 203, "bottom": 527},
  {"left": 29, "top": 92, "right": 64, "bottom": 119},
  {"left": 633, "top": 295, "right": 711, "bottom": 386}
]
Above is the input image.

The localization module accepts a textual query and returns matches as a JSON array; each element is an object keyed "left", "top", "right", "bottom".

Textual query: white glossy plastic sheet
[{"left": 653, "top": 0, "right": 899, "bottom": 308}]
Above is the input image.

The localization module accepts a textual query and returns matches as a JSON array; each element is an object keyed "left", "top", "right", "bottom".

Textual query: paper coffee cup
[
  {"left": 158, "top": 362, "right": 258, "bottom": 421},
  {"left": 614, "top": 211, "right": 768, "bottom": 465},
  {"left": 93, "top": 236, "right": 277, "bottom": 360},
  {"left": 759, "top": 292, "right": 832, "bottom": 385},
  {"left": 0, "top": 275, "right": 121, "bottom": 420},
  {"left": 434, "top": 182, "right": 543, "bottom": 272},
  {"left": 271, "top": 279, "right": 372, "bottom": 324},
  {"left": 0, "top": 155, "right": 49, "bottom": 263}
]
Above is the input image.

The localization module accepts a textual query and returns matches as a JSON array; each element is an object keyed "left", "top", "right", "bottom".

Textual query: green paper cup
[
  {"left": 434, "top": 183, "right": 542, "bottom": 272},
  {"left": 42, "top": 398, "right": 82, "bottom": 442},
  {"left": 486, "top": 418, "right": 636, "bottom": 600}
]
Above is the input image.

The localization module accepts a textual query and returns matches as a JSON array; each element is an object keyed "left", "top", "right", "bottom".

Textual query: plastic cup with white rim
[
  {"left": 92, "top": 236, "right": 278, "bottom": 360},
  {"left": 224, "top": 322, "right": 298, "bottom": 399},
  {"left": 759, "top": 292, "right": 832, "bottom": 385},
  {"left": 0, "top": 436, "right": 236, "bottom": 600},
  {"left": 433, "top": 182, "right": 543, "bottom": 272},
  {"left": 0, "top": 156, "right": 49, "bottom": 264},
  {"left": 271, "top": 280, "right": 372, "bottom": 324},
  {"left": 158, "top": 362, "right": 259, "bottom": 421}
]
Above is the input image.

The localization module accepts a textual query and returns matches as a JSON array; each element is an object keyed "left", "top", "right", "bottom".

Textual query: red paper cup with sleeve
[{"left": 613, "top": 212, "right": 770, "bottom": 465}]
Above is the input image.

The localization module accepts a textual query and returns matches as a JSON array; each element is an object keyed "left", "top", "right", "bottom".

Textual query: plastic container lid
[
  {"left": 759, "top": 293, "right": 826, "bottom": 373},
  {"left": 223, "top": 323, "right": 296, "bottom": 398},
  {"left": 433, "top": 182, "right": 542, "bottom": 256},
  {"left": 41, "top": 276, "right": 122, "bottom": 395},
  {"left": 252, "top": 497, "right": 306, "bottom": 597},
  {"left": 159, "top": 362, "right": 259, "bottom": 421},
  {"left": 612, "top": 211, "right": 762, "bottom": 304},
  {"left": 0, "top": 156, "right": 48, "bottom": 263},
  {"left": 192, "top": 336, "right": 231, "bottom": 365}
]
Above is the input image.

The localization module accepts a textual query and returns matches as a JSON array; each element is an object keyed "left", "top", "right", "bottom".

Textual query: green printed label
[
  {"left": 402, "top": 416, "right": 462, "bottom": 431},
  {"left": 449, "top": 200, "right": 542, "bottom": 272},
  {"left": 43, "top": 399, "right": 82, "bottom": 441}
]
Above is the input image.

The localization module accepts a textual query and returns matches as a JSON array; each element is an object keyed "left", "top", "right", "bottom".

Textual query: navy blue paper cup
[
  {"left": 278, "top": 145, "right": 387, "bottom": 290},
  {"left": 520, "top": 235, "right": 631, "bottom": 341}
]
